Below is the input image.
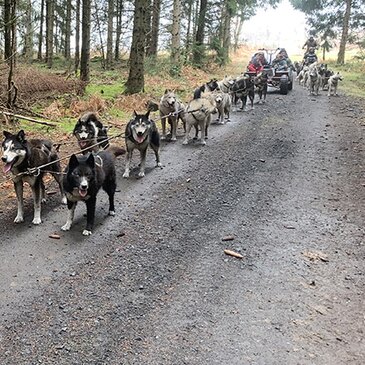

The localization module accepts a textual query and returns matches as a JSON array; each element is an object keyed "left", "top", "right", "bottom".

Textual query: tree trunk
[
  {"left": 106, "top": 0, "right": 114, "bottom": 68},
  {"left": 170, "top": 0, "right": 181, "bottom": 72},
  {"left": 7, "top": 0, "right": 17, "bottom": 112},
  {"left": 64, "top": 0, "right": 72, "bottom": 60},
  {"left": 37, "top": 0, "right": 45, "bottom": 60},
  {"left": 93, "top": 0, "right": 106, "bottom": 68},
  {"left": 125, "top": 0, "right": 149, "bottom": 94},
  {"left": 114, "top": 0, "right": 123, "bottom": 61},
  {"left": 337, "top": 0, "right": 352, "bottom": 65},
  {"left": 221, "top": 0, "right": 232, "bottom": 65},
  {"left": 193, "top": 0, "right": 207, "bottom": 66},
  {"left": 184, "top": 0, "right": 193, "bottom": 59},
  {"left": 75, "top": 0, "right": 81, "bottom": 73},
  {"left": 146, "top": 0, "right": 161, "bottom": 58},
  {"left": 45, "top": 0, "right": 54, "bottom": 68},
  {"left": 80, "top": 0, "right": 91, "bottom": 82},
  {"left": 4, "top": 0, "right": 12, "bottom": 63},
  {"left": 23, "top": 0, "right": 33, "bottom": 62}
]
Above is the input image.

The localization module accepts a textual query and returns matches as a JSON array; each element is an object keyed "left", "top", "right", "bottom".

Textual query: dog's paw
[
  {"left": 61, "top": 222, "right": 71, "bottom": 231},
  {"left": 41, "top": 198, "right": 47, "bottom": 204},
  {"left": 82, "top": 229, "right": 92, "bottom": 236},
  {"left": 170, "top": 137, "right": 177, "bottom": 142},
  {"left": 32, "top": 217, "right": 42, "bottom": 225},
  {"left": 156, "top": 162, "right": 163, "bottom": 169},
  {"left": 122, "top": 171, "right": 130, "bottom": 178},
  {"left": 200, "top": 140, "right": 206, "bottom": 146},
  {"left": 14, "top": 216, "right": 24, "bottom": 223},
  {"left": 138, "top": 171, "right": 145, "bottom": 178},
  {"left": 61, "top": 196, "right": 67, "bottom": 205},
  {"left": 182, "top": 140, "right": 189, "bottom": 145},
  {"left": 109, "top": 210, "right": 115, "bottom": 216},
  {"left": 160, "top": 135, "right": 166, "bottom": 140}
]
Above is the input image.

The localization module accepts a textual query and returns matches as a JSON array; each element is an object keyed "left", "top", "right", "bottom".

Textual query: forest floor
[{"left": 0, "top": 73, "right": 364, "bottom": 364}]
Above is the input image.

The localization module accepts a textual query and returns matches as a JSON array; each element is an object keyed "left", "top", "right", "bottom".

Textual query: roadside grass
[{"left": 325, "top": 60, "right": 365, "bottom": 98}]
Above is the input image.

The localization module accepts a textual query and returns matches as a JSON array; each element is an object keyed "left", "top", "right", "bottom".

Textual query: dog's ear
[
  {"left": 68, "top": 154, "right": 79, "bottom": 171},
  {"left": 164, "top": 89, "right": 170, "bottom": 94},
  {"left": 145, "top": 110, "right": 150, "bottom": 120},
  {"left": 86, "top": 153, "right": 95, "bottom": 168},
  {"left": 17, "top": 130, "right": 26, "bottom": 143},
  {"left": 3, "top": 131, "right": 12, "bottom": 139},
  {"left": 133, "top": 110, "right": 138, "bottom": 118}
]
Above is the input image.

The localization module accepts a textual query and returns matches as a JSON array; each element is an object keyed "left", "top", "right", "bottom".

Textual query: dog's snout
[
  {"left": 137, "top": 131, "right": 143, "bottom": 136},
  {"left": 80, "top": 182, "right": 88, "bottom": 189},
  {"left": 1, "top": 156, "right": 7, "bottom": 162}
]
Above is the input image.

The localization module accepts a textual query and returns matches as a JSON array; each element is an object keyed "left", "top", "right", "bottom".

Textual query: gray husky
[
  {"left": 123, "top": 111, "right": 162, "bottom": 178},
  {"left": 1, "top": 130, "right": 66, "bottom": 224},
  {"left": 212, "top": 89, "right": 231, "bottom": 124},
  {"left": 182, "top": 95, "right": 217, "bottom": 145},
  {"left": 159, "top": 89, "right": 185, "bottom": 141}
]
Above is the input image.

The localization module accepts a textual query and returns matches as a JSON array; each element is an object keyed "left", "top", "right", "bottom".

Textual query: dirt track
[{"left": 0, "top": 83, "right": 364, "bottom": 364}]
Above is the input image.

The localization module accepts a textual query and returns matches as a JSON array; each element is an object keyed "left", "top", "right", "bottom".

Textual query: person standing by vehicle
[{"left": 303, "top": 36, "right": 318, "bottom": 54}]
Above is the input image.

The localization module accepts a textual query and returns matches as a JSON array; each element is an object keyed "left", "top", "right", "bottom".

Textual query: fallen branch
[
  {"left": 0, "top": 111, "right": 57, "bottom": 127},
  {"left": 224, "top": 249, "right": 243, "bottom": 259}
]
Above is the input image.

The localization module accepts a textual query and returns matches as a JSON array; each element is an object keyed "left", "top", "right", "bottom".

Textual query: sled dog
[
  {"left": 182, "top": 96, "right": 217, "bottom": 145},
  {"left": 61, "top": 148, "right": 124, "bottom": 235},
  {"left": 123, "top": 111, "right": 162, "bottom": 178},
  {"left": 73, "top": 112, "right": 109, "bottom": 153},
  {"left": 159, "top": 90, "right": 185, "bottom": 141},
  {"left": 327, "top": 72, "right": 343, "bottom": 96},
  {"left": 193, "top": 79, "right": 219, "bottom": 99},
  {"left": 1, "top": 130, "right": 65, "bottom": 224}
]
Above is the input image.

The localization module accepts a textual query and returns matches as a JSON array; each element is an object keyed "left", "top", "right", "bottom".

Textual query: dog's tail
[{"left": 108, "top": 145, "right": 126, "bottom": 158}]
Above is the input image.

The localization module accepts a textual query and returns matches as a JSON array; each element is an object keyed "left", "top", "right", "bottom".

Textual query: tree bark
[
  {"left": 193, "top": 0, "right": 207, "bottom": 66},
  {"left": 337, "top": 0, "right": 352, "bottom": 65},
  {"left": 4, "top": 0, "right": 12, "bottom": 63},
  {"left": 45, "top": 0, "right": 54, "bottom": 68},
  {"left": 75, "top": 0, "right": 81, "bottom": 73},
  {"left": 221, "top": 0, "right": 232, "bottom": 65},
  {"left": 106, "top": 0, "right": 114, "bottom": 68},
  {"left": 37, "top": 0, "right": 45, "bottom": 60},
  {"left": 114, "top": 0, "right": 123, "bottom": 61},
  {"left": 64, "top": 0, "right": 72, "bottom": 60},
  {"left": 170, "top": 0, "right": 181, "bottom": 70},
  {"left": 125, "top": 0, "right": 149, "bottom": 94},
  {"left": 146, "top": 0, "right": 161, "bottom": 57},
  {"left": 80, "top": 0, "right": 91, "bottom": 82}
]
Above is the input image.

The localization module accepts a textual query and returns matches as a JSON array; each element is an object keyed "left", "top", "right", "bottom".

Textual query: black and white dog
[
  {"left": 61, "top": 148, "right": 124, "bottom": 236},
  {"left": 123, "top": 111, "right": 162, "bottom": 178},
  {"left": 193, "top": 79, "right": 219, "bottom": 99},
  {"left": 73, "top": 112, "right": 109, "bottom": 153},
  {"left": 232, "top": 75, "right": 255, "bottom": 111},
  {"left": 1, "top": 130, "right": 66, "bottom": 224}
]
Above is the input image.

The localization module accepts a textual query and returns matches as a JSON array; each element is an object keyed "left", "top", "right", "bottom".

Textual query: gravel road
[{"left": 0, "top": 83, "right": 364, "bottom": 365}]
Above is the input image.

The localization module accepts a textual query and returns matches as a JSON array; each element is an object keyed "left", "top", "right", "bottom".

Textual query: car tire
[{"left": 280, "top": 76, "right": 288, "bottom": 95}]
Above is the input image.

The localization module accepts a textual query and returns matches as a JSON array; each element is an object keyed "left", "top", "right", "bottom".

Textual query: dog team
[
  {"left": 1, "top": 62, "right": 342, "bottom": 235},
  {"left": 295, "top": 61, "right": 343, "bottom": 96}
]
